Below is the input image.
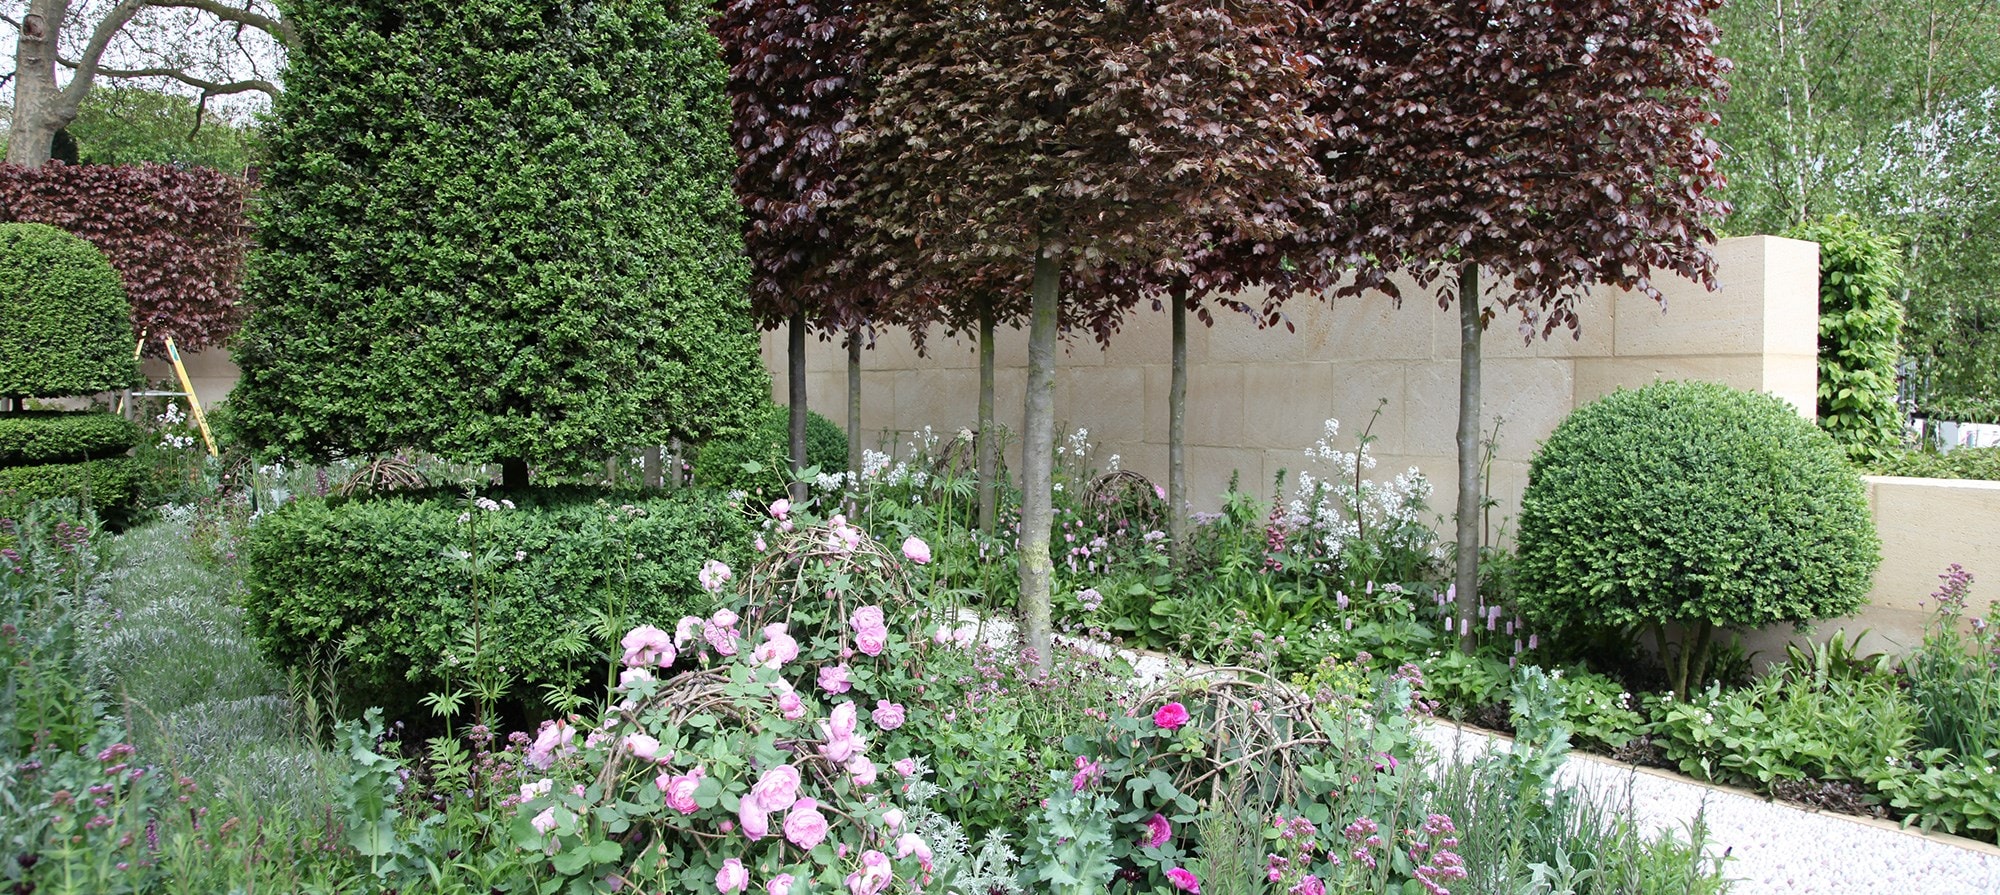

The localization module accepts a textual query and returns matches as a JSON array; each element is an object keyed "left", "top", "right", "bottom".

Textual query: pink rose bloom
[
  {"left": 754, "top": 534, "right": 768, "bottom": 553},
  {"left": 623, "top": 733, "right": 663, "bottom": 761},
  {"left": 751, "top": 765, "right": 802, "bottom": 813},
  {"left": 777, "top": 691, "right": 806, "bottom": 720},
  {"left": 530, "top": 807, "right": 558, "bottom": 834},
  {"left": 705, "top": 621, "right": 740, "bottom": 656},
  {"left": 674, "top": 615, "right": 704, "bottom": 647},
  {"left": 769, "top": 498, "right": 791, "bottom": 520},
  {"left": 1292, "top": 875, "right": 1325, "bottom": 895},
  {"left": 901, "top": 536, "right": 931, "bottom": 564},
  {"left": 819, "top": 702, "right": 862, "bottom": 764},
  {"left": 871, "top": 701, "right": 906, "bottom": 731},
  {"left": 881, "top": 807, "right": 904, "bottom": 830},
  {"left": 620, "top": 625, "right": 676, "bottom": 668},
  {"left": 526, "top": 720, "right": 574, "bottom": 770},
  {"left": 783, "top": 798, "right": 829, "bottom": 850},
  {"left": 1166, "top": 867, "right": 1201, "bottom": 893},
  {"left": 851, "top": 606, "right": 886, "bottom": 632},
  {"left": 659, "top": 767, "right": 705, "bottom": 814},
  {"left": 895, "top": 832, "right": 934, "bottom": 871},
  {"left": 767, "top": 875, "right": 796, "bottom": 895},
  {"left": 847, "top": 755, "right": 878, "bottom": 787},
  {"left": 1143, "top": 813, "right": 1172, "bottom": 849},
  {"left": 818, "top": 664, "right": 852, "bottom": 694},
  {"left": 717, "top": 858, "right": 750, "bottom": 894},
  {"left": 618, "top": 667, "right": 654, "bottom": 690},
  {"left": 844, "top": 850, "right": 893, "bottom": 895},
  {"left": 699, "top": 559, "right": 733, "bottom": 594},
  {"left": 1154, "top": 702, "right": 1191, "bottom": 730},
  {"left": 738, "top": 799, "right": 770, "bottom": 840},
  {"left": 711, "top": 608, "right": 740, "bottom": 628},
  {"left": 893, "top": 758, "right": 918, "bottom": 778},
  {"left": 855, "top": 629, "right": 888, "bottom": 657},
  {"left": 753, "top": 624, "right": 800, "bottom": 669}
]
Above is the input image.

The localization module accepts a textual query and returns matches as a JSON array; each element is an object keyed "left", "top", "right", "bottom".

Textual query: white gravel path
[{"left": 947, "top": 612, "right": 2000, "bottom": 894}]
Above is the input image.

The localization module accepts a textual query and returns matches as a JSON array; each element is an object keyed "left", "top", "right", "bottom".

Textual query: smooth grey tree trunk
[
  {"left": 642, "top": 446, "right": 662, "bottom": 489},
  {"left": 1168, "top": 285, "right": 1189, "bottom": 565},
  {"left": 977, "top": 300, "right": 998, "bottom": 535},
  {"left": 1019, "top": 245, "right": 1060, "bottom": 673},
  {"left": 787, "top": 310, "right": 808, "bottom": 504},
  {"left": 7, "top": 0, "right": 74, "bottom": 168},
  {"left": 1453, "top": 262, "right": 1482, "bottom": 653},
  {"left": 847, "top": 328, "right": 862, "bottom": 480}
]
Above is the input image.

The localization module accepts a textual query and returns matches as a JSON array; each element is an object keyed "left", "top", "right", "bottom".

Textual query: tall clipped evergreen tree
[{"left": 229, "top": 0, "right": 768, "bottom": 483}]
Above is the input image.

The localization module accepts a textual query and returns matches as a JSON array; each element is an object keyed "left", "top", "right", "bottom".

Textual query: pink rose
[
  {"left": 530, "top": 807, "right": 557, "bottom": 834},
  {"left": 847, "top": 755, "right": 877, "bottom": 787},
  {"left": 525, "top": 720, "right": 574, "bottom": 770},
  {"left": 818, "top": 664, "right": 852, "bottom": 694},
  {"left": 1143, "top": 813, "right": 1172, "bottom": 849},
  {"left": 623, "top": 733, "right": 662, "bottom": 761},
  {"left": 767, "top": 875, "right": 796, "bottom": 895},
  {"left": 871, "top": 700, "right": 906, "bottom": 731},
  {"left": 769, "top": 498, "right": 791, "bottom": 520},
  {"left": 674, "top": 615, "right": 704, "bottom": 647},
  {"left": 659, "top": 767, "right": 705, "bottom": 814},
  {"left": 844, "top": 850, "right": 893, "bottom": 895},
  {"left": 893, "top": 758, "right": 918, "bottom": 778},
  {"left": 901, "top": 536, "right": 932, "bottom": 564},
  {"left": 618, "top": 667, "right": 654, "bottom": 690},
  {"left": 699, "top": 559, "right": 733, "bottom": 594},
  {"left": 778, "top": 691, "right": 806, "bottom": 720},
  {"left": 620, "top": 625, "right": 676, "bottom": 668},
  {"left": 784, "top": 798, "right": 829, "bottom": 850},
  {"left": 705, "top": 621, "right": 739, "bottom": 656},
  {"left": 753, "top": 624, "right": 800, "bottom": 669},
  {"left": 855, "top": 629, "right": 888, "bottom": 657},
  {"left": 716, "top": 857, "right": 750, "bottom": 894},
  {"left": 896, "top": 832, "right": 933, "bottom": 871},
  {"left": 751, "top": 765, "right": 802, "bottom": 813},
  {"left": 1166, "top": 867, "right": 1201, "bottom": 893},
  {"left": 738, "top": 798, "right": 770, "bottom": 840},
  {"left": 819, "top": 702, "right": 862, "bottom": 764},
  {"left": 1154, "top": 702, "right": 1191, "bottom": 730},
  {"left": 882, "top": 807, "right": 904, "bottom": 830}
]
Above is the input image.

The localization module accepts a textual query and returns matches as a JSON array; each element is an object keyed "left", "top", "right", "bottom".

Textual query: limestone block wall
[{"left": 769, "top": 235, "right": 1823, "bottom": 528}]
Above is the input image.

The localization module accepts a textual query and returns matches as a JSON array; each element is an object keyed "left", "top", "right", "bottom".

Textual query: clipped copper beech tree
[
  {"left": 715, "top": 0, "right": 886, "bottom": 499},
  {"left": 1307, "top": 0, "right": 1733, "bottom": 648},
  {"left": 844, "top": 0, "right": 1326, "bottom": 669}
]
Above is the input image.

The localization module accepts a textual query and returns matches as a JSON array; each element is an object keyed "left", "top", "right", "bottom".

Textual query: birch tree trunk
[
  {"left": 1453, "top": 262, "right": 1482, "bottom": 653},
  {"left": 1019, "top": 243, "right": 1060, "bottom": 673}
]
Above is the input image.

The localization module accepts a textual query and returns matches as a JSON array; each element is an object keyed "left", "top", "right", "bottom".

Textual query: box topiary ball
[
  {"left": 1515, "top": 380, "right": 1878, "bottom": 642},
  {"left": 0, "top": 222, "right": 139, "bottom": 398}
]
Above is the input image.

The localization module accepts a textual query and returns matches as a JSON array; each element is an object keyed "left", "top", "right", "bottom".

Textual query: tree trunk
[
  {"left": 1168, "top": 283, "right": 1190, "bottom": 567},
  {"left": 499, "top": 457, "right": 530, "bottom": 489},
  {"left": 787, "top": 310, "right": 808, "bottom": 504},
  {"left": 1453, "top": 262, "right": 1482, "bottom": 653},
  {"left": 642, "top": 445, "right": 662, "bottom": 489},
  {"left": 7, "top": 0, "right": 72, "bottom": 168},
  {"left": 847, "top": 327, "right": 863, "bottom": 481},
  {"left": 1019, "top": 243, "right": 1061, "bottom": 673},
  {"left": 977, "top": 298, "right": 998, "bottom": 536}
]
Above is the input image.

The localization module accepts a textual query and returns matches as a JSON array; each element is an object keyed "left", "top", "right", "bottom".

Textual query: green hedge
[
  {"left": 1516, "top": 381, "right": 1877, "bottom": 666},
  {"left": 0, "top": 456, "right": 143, "bottom": 526},
  {"left": 0, "top": 411, "right": 141, "bottom": 465},
  {"left": 0, "top": 222, "right": 139, "bottom": 398},
  {"left": 1786, "top": 216, "right": 1904, "bottom": 463},
  {"left": 693, "top": 404, "right": 848, "bottom": 495},
  {"left": 1869, "top": 447, "right": 2000, "bottom": 482},
  {"left": 241, "top": 487, "right": 750, "bottom": 712}
]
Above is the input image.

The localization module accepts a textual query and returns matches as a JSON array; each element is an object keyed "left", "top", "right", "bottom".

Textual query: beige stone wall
[{"left": 770, "top": 235, "right": 1823, "bottom": 526}]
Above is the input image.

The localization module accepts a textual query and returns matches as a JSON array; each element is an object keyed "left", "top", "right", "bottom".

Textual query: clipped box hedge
[
  {"left": 0, "top": 411, "right": 141, "bottom": 466},
  {"left": 0, "top": 455, "right": 143, "bottom": 526},
  {"left": 0, "top": 222, "right": 139, "bottom": 397},
  {"left": 241, "top": 487, "right": 749, "bottom": 711}
]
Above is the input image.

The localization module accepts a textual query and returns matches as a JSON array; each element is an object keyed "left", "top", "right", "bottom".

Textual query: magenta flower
[
  {"left": 1153, "top": 702, "right": 1190, "bottom": 730},
  {"left": 901, "top": 536, "right": 932, "bottom": 564},
  {"left": 871, "top": 700, "right": 907, "bottom": 731},
  {"left": 1071, "top": 755, "right": 1102, "bottom": 792},
  {"left": 1290, "top": 875, "right": 1325, "bottom": 895},
  {"left": 659, "top": 766, "right": 705, "bottom": 815},
  {"left": 716, "top": 857, "right": 750, "bottom": 894},
  {"left": 1166, "top": 867, "right": 1201, "bottom": 892},
  {"left": 1143, "top": 813, "right": 1172, "bottom": 849}
]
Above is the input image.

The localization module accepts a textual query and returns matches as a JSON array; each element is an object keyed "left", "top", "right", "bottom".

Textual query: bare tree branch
[
  {"left": 55, "top": 0, "right": 152, "bottom": 112},
  {"left": 148, "top": 0, "right": 293, "bottom": 46},
  {"left": 57, "top": 54, "right": 276, "bottom": 96},
  {"left": 1, "top": 11, "right": 22, "bottom": 28}
]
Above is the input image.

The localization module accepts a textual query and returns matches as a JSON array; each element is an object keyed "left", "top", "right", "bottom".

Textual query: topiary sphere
[
  {"left": 1515, "top": 380, "right": 1878, "bottom": 636},
  {"left": 0, "top": 222, "right": 139, "bottom": 397}
]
